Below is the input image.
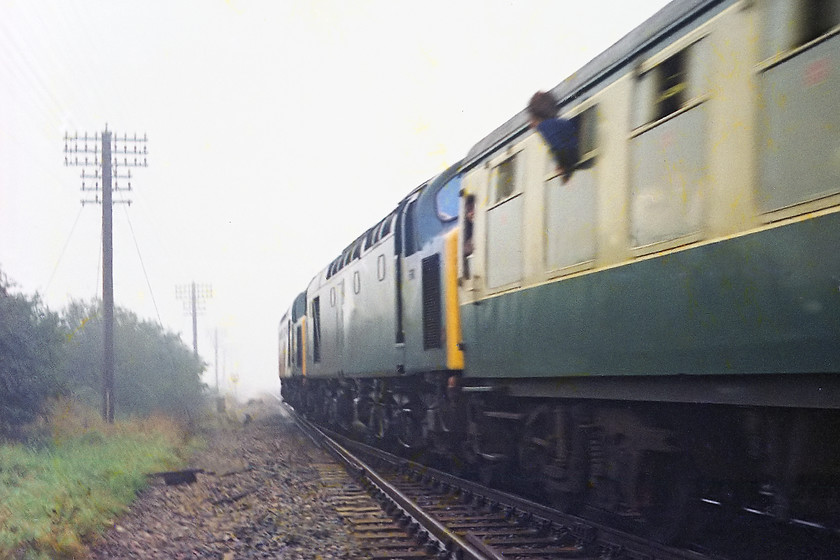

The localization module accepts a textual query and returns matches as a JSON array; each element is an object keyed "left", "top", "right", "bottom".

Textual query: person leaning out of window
[{"left": 527, "top": 90, "right": 579, "bottom": 184}]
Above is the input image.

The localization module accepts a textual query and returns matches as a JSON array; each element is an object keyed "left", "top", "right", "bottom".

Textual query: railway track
[{"left": 286, "top": 403, "right": 719, "bottom": 560}]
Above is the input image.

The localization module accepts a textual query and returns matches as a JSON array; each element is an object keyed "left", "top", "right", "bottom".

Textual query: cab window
[{"left": 435, "top": 174, "right": 462, "bottom": 221}]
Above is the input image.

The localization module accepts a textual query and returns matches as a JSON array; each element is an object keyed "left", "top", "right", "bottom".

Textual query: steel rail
[
  {"left": 286, "top": 404, "right": 494, "bottom": 560},
  {"left": 331, "top": 426, "right": 718, "bottom": 560}
]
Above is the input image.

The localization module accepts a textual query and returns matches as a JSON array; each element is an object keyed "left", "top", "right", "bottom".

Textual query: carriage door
[
  {"left": 486, "top": 150, "right": 525, "bottom": 291},
  {"left": 757, "top": 0, "right": 840, "bottom": 213}
]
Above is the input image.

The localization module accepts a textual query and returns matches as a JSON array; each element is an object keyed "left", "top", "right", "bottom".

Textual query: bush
[
  {"left": 61, "top": 300, "right": 207, "bottom": 421},
  {"left": 0, "top": 270, "right": 65, "bottom": 439}
]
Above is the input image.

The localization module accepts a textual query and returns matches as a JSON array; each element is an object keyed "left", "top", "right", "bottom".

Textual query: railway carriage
[{"left": 281, "top": 0, "right": 840, "bottom": 542}]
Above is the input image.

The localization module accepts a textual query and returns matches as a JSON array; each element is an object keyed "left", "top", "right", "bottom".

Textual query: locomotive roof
[{"left": 462, "top": 0, "right": 728, "bottom": 172}]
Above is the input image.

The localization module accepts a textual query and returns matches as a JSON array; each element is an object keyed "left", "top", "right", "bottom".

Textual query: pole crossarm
[{"left": 65, "top": 129, "right": 147, "bottom": 206}]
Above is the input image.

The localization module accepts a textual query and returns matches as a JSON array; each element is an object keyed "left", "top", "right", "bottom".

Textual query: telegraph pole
[
  {"left": 214, "top": 329, "right": 219, "bottom": 394},
  {"left": 176, "top": 282, "right": 212, "bottom": 358},
  {"left": 64, "top": 127, "right": 148, "bottom": 423}
]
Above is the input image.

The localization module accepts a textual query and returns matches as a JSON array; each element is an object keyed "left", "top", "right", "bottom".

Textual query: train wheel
[
  {"left": 393, "top": 394, "right": 425, "bottom": 454},
  {"left": 635, "top": 452, "right": 697, "bottom": 544},
  {"left": 368, "top": 402, "right": 391, "bottom": 447},
  {"left": 518, "top": 406, "right": 553, "bottom": 495}
]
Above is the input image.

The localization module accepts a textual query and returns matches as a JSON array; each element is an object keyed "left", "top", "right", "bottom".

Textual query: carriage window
[
  {"left": 436, "top": 174, "right": 462, "bottom": 221},
  {"left": 655, "top": 51, "right": 686, "bottom": 120},
  {"left": 574, "top": 106, "right": 598, "bottom": 164},
  {"left": 492, "top": 155, "right": 517, "bottom": 203},
  {"left": 763, "top": 0, "right": 840, "bottom": 58},
  {"left": 802, "top": 0, "right": 840, "bottom": 43},
  {"left": 632, "top": 41, "right": 709, "bottom": 129}
]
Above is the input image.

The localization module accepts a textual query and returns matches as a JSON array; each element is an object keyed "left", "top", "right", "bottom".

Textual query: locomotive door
[
  {"left": 393, "top": 197, "right": 412, "bottom": 371},
  {"left": 332, "top": 279, "right": 344, "bottom": 372}
]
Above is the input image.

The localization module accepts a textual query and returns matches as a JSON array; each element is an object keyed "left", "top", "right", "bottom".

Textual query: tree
[
  {"left": 0, "top": 269, "right": 65, "bottom": 438},
  {"left": 60, "top": 300, "right": 207, "bottom": 419}
]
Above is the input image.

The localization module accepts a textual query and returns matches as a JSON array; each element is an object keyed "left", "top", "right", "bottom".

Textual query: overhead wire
[
  {"left": 44, "top": 205, "right": 84, "bottom": 296},
  {"left": 121, "top": 204, "right": 163, "bottom": 327},
  {"left": 120, "top": 206, "right": 195, "bottom": 422}
]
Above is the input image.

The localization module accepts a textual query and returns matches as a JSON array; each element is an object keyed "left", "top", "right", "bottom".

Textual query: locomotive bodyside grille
[{"left": 422, "top": 253, "right": 442, "bottom": 350}]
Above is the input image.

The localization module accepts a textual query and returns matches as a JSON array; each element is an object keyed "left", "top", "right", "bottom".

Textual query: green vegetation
[
  {"left": 0, "top": 267, "right": 207, "bottom": 435},
  {"left": 0, "top": 270, "right": 64, "bottom": 438},
  {"left": 0, "top": 400, "right": 192, "bottom": 559},
  {"left": 0, "top": 267, "right": 210, "bottom": 557},
  {"left": 61, "top": 299, "right": 207, "bottom": 420}
]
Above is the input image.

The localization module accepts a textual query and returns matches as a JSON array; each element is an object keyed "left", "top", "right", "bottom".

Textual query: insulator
[
  {"left": 64, "top": 156, "right": 68, "bottom": 165},
  {"left": 143, "top": 157, "right": 147, "bottom": 166},
  {"left": 133, "top": 132, "right": 137, "bottom": 141}
]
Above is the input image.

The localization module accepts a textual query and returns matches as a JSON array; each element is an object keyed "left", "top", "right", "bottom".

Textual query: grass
[{"left": 0, "top": 399, "right": 194, "bottom": 559}]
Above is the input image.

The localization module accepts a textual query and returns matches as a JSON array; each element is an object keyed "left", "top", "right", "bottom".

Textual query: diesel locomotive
[{"left": 280, "top": 0, "right": 840, "bottom": 541}]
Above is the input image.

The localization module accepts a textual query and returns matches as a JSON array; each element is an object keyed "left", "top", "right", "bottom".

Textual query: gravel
[{"left": 86, "top": 401, "right": 367, "bottom": 559}]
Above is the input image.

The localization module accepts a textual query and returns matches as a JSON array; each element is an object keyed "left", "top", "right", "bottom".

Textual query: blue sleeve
[{"left": 537, "top": 118, "right": 578, "bottom": 156}]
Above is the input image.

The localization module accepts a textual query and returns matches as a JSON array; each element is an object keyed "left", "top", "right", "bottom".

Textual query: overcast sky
[{"left": 0, "top": 0, "right": 670, "bottom": 398}]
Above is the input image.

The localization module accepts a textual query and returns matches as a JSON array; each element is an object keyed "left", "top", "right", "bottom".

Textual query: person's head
[
  {"left": 527, "top": 90, "right": 557, "bottom": 128},
  {"left": 464, "top": 194, "right": 475, "bottom": 218}
]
